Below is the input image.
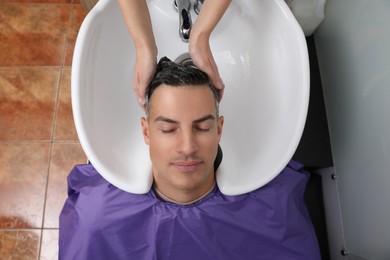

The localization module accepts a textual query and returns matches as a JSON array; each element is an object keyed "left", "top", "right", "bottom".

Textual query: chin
[{"left": 172, "top": 170, "right": 213, "bottom": 190}]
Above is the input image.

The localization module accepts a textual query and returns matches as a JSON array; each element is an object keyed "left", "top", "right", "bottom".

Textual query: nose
[{"left": 177, "top": 130, "right": 199, "bottom": 156}]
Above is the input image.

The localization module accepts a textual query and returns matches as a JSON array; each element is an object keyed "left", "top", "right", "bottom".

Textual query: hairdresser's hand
[
  {"left": 117, "top": 0, "right": 157, "bottom": 111},
  {"left": 132, "top": 47, "right": 157, "bottom": 111},
  {"left": 189, "top": 33, "right": 224, "bottom": 102},
  {"left": 188, "top": 0, "right": 231, "bottom": 102}
]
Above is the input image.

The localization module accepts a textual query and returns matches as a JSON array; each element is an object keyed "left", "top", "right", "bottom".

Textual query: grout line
[
  {"left": 38, "top": 140, "right": 53, "bottom": 259},
  {"left": 61, "top": 0, "right": 75, "bottom": 69},
  {"left": 0, "top": 2, "right": 77, "bottom": 5},
  {"left": 0, "top": 140, "right": 52, "bottom": 144},
  {"left": 0, "top": 140, "right": 80, "bottom": 143},
  {"left": 0, "top": 66, "right": 69, "bottom": 69},
  {"left": 50, "top": 68, "right": 63, "bottom": 143},
  {"left": 39, "top": 228, "right": 43, "bottom": 257},
  {"left": 38, "top": 5, "right": 76, "bottom": 258},
  {"left": 0, "top": 228, "right": 55, "bottom": 231}
]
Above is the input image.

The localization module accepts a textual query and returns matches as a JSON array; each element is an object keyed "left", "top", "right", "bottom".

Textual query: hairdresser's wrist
[
  {"left": 135, "top": 39, "right": 158, "bottom": 59},
  {"left": 189, "top": 27, "right": 210, "bottom": 55}
]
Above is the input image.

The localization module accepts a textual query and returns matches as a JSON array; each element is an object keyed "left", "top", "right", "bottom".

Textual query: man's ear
[{"left": 141, "top": 117, "right": 150, "bottom": 145}]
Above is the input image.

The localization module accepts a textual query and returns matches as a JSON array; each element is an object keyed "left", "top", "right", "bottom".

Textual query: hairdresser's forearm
[
  {"left": 190, "top": 0, "right": 231, "bottom": 41},
  {"left": 117, "top": 0, "right": 157, "bottom": 55}
]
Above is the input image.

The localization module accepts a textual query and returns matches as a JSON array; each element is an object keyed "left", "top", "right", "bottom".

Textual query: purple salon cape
[{"left": 59, "top": 160, "right": 320, "bottom": 259}]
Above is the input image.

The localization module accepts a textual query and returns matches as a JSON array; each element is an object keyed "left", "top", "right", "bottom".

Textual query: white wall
[{"left": 314, "top": 1, "right": 390, "bottom": 259}]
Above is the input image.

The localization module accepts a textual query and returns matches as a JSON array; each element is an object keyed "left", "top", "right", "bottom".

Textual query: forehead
[{"left": 149, "top": 85, "right": 217, "bottom": 119}]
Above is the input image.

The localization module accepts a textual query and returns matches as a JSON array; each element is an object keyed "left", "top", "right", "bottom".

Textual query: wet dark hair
[{"left": 145, "top": 57, "right": 220, "bottom": 115}]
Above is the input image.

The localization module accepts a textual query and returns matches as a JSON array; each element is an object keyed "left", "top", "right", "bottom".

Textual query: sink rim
[{"left": 72, "top": 0, "right": 309, "bottom": 195}]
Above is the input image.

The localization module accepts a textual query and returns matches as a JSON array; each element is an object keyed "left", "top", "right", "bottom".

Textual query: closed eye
[
  {"left": 194, "top": 127, "right": 211, "bottom": 132},
  {"left": 160, "top": 128, "right": 177, "bottom": 134},
  {"left": 194, "top": 120, "right": 214, "bottom": 133}
]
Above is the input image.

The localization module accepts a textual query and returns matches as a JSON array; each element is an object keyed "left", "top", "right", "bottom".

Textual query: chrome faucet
[
  {"left": 175, "top": 0, "right": 192, "bottom": 42},
  {"left": 194, "top": 0, "right": 204, "bottom": 15},
  {"left": 174, "top": 0, "right": 204, "bottom": 42}
]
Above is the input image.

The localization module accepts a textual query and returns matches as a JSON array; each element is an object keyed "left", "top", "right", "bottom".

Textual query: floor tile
[
  {"left": 44, "top": 143, "right": 86, "bottom": 228},
  {"left": 40, "top": 229, "right": 58, "bottom": 260},
  {"left": 64, "top": 4, "right": 87, "bottom": 66},
  {"left": 0, "top": 3, "right": 71, "bottom": 66},
  {"left": 0, "top": 229, "right": 41, "bottom": 260},
  {"left": 0, "top": 68, "right": 60, "bottom": 141},
  {"left": 0, "top": 143, "right": 50, "bottom": 229},
  {"left": 53, "top": 68, "right": 79, "bottom": 141}
]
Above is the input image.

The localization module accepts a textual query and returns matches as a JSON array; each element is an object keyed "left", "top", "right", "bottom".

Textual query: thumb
[{"left": 132, "top": 76, "right": 147, "bottom": 111}]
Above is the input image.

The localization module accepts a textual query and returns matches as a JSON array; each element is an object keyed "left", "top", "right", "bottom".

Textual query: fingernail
[
  {"left": 138, "top": 97, "right": 146, "bottom": 106},
  {"left": 215, "top": 80, "right": 224, "bottom": 89},
  {"left": 218, "top": 88, "right": 224, "bottom": 102}
]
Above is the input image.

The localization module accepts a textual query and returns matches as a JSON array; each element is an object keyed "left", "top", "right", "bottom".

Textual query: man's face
[{"left": 141, "top": 84, "right": 224, "bottom": 198}]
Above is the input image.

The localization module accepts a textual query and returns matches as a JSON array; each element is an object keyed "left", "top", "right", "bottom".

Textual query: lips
[{"left": 171, "top": 160, "right": 203, "bottom": 172}]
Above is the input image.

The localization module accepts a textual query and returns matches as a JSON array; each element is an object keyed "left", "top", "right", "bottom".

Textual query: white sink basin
[{"left": 72, "top": 0, "right": 309, "bottom": 195}]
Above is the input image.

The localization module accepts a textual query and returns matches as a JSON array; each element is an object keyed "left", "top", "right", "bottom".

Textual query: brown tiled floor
[{"left": 0, "top": 0, "right": 87, "bottom": 258}]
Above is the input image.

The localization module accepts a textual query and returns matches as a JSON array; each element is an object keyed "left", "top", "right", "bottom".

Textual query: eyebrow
[
  {"left": 154, "top": 114, "right": 216, "bottom": 124},
  {"left": 193, "top": 114, "right": 216, "bottom": 123}
]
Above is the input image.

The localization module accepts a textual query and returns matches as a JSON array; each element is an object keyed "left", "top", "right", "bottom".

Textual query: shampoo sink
[{"left": 72, "top": 0, "right": 309, "bottom": 195}]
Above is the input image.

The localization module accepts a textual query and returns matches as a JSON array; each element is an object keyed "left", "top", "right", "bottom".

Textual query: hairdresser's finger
[
  {"left": 137, "top": 95, "right": 146, "bottom": 111},
  {"left": 216, "top": 82, "right": 224, "bottom": 102},
  {"left": 209, "top": 72, "right": 225, "bottom": 102},
  {"left": 132, "top": 74, "right": 147, "bottom": 112},
  {"left": 194, "top": 57, "right": 225, "bottom": 101},
  {"left": 206, "top": 61, "right": 224, "bottom": 89}
]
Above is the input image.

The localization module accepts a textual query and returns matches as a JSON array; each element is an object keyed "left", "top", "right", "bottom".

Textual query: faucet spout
[
  {"left": 175, "top": 0, "right": 192, "bottom": 42},
  {"left": 194, "top": 0, "right": 204, "bottom": 15}
]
